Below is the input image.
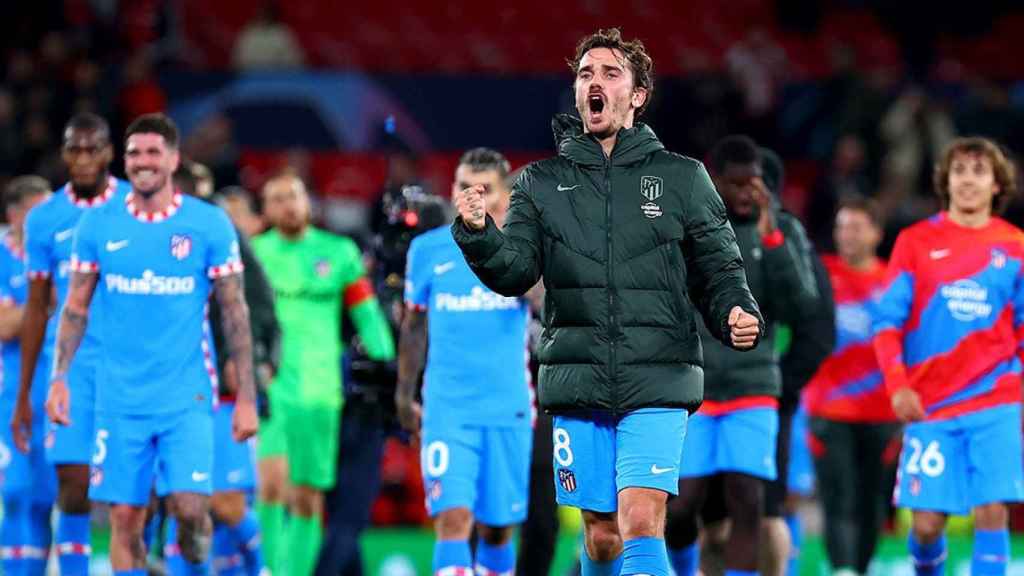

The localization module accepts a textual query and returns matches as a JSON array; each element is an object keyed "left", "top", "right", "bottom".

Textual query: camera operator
[{"left": 316, "top": 177, "right": 447, "bottom": 575}]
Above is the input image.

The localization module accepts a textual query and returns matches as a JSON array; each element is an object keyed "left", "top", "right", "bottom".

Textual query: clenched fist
[
  {"left": 728, "top": 306, "right": 760, "bottom": 349},
  {"left": 455, "top": 184, "right": 487, "bottom": 230}
]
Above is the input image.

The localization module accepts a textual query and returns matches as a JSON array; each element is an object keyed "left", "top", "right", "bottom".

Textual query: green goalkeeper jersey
[{"left": 252, "top": 227, "right": 394, "bottom": 407}]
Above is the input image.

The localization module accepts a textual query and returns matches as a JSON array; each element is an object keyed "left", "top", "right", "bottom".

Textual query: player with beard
[
  {"left": 874, "top": 138, "right": 1024, "bottom": 576},
  {"left": 397, "top": 148, "right": 532, "bottom": 576},
  {"left": 45, "top": 113, "right": 259, "bottom": 575},
  {"left": 11, "top": 113, "right": 130, "bottom": 574},
  {"left": 252, "top": 173, "right": 394, "bottom": 576},
  {"left": 451, "top": 29, "right": 762, "bottom": 576}
]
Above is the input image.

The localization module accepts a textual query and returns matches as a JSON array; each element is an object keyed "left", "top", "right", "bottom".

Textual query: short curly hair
[
  {"left": 933, "top": 137, "right": 1017, "bottom": 214},
  {"left": 568, "top": 28, "right": 654, "bottom": 118}
]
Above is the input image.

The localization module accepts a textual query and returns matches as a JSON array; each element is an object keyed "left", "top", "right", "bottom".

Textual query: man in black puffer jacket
[
  {"left": 450, "top": 28, "right": 763, "bottom": 576},
  {"left": 664, "top": 136, "right": 821, "bottom": 576}
]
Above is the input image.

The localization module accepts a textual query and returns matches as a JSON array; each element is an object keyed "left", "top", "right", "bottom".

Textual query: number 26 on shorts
[{"left": 904, "top": 436, "right": 945, "bottom": 477}]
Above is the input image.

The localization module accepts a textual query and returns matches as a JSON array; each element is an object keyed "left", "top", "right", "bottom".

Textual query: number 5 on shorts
[
  {"left": 93, "top": 429, "right": 109, "bottom": 465},
  {"left": 554, "top": 427, "right": 573, "bottom": 467},
  {"left": 905, "top": 437, "right": 945, "bottom": 477}
]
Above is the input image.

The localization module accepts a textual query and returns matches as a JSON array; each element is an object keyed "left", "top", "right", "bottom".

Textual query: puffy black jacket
[{"left": 452, "top": 115, "right": 761, "bottom": 415}]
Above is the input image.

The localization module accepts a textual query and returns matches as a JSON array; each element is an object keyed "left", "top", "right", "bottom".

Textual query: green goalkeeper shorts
[{"left": 277, "top": 399, "right": 341, "bottom": 490}]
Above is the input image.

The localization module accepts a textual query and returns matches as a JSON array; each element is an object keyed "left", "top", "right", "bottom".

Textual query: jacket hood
[{"left": 552, "top": 113, "right": 664, "bottom": 168}]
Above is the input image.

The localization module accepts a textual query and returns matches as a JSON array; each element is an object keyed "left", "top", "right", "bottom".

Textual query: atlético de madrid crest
[
  {"left": 640, "top": 175, "right": 664, "bottom": 219},
  {"left": 640, "top": 176, "right": 663, "bottom": 201},
  {"left": 170, "top": 234, "right": 192, "bottom": 260},
  {"left": 558, "top": 468, "right": 577, "bottom": 492}
]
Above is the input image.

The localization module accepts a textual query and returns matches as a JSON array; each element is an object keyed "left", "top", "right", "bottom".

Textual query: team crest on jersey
[
  {"left": 428, "top": 479, "right": 443, "bottom": 501},
  {"left": 315, "top": 259, "right": 332, "bottom": 278},
  {"left": 992, "top": 248, "right": 1007, "bottom": 269},
  {"left": 558, "top": 468, "right": 577, "bottom": 493},
  {"left": 170, "top": 235, "right": 192, "bottom": 261},
  {"left": 909, "top": 476, "right": 921, "bottom": 497}
]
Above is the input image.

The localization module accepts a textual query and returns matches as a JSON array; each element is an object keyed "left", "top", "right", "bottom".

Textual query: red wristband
[{"left": 761, "top": 228, "right": 784, "bottom": 249}]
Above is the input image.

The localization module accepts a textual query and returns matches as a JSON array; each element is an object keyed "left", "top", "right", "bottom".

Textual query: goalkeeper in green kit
[{"left": 252, "top": 172, "right": 395, "bottom": 574}]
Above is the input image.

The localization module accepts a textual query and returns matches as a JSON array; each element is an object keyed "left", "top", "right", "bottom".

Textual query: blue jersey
[
  {"left": 404, "top": 226, "right": 530, "bottom": 427},
  {"left": 72, "top": 192, "right": 242, "bottom": 416},
  {"left": 0, "top": 234, "right": 48, "bottom": 411},
  {"left": 24, "top": 178, "right": 130, "bottom": 363}
]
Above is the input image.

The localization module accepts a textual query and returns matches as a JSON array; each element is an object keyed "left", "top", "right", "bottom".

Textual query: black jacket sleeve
[
  {"left": 762, "top": 212, "right": 820, "bottom": 325},
  {"left": 243, "top": 234, "right": 281, "bottom": 376},
  {"left": 211, "top": 231, "right": 280, "bottom": 395},
  {"left": 780, "top": 249, "right": 835, "bottom": 406},
  {"left": 451, "top": 167, "right": 544, "bottom": 297},
  {"left": 681, "top": 162, "right": 763, "bottom": 346}
]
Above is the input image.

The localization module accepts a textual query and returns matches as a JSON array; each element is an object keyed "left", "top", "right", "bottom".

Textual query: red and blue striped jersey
[
  {"left": 804, "top": 254, "right": 894, "bottom": 422},
  {"left": 872, "top": 212, "right": 1024, "bottom": 421}
]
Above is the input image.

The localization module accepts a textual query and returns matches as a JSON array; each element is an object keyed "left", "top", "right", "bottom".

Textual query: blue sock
[
  {"left": 143, "top": 509, "right": 163, "bottom": 552},
  {"left": 228, "top": 511, "right": 263, "bottom": 576},
  {"left": 114, "top": 571, "right": 147, "bottom": 575},
  {"left": 212, "top": 524, "right": 244, "bottom": 575},
  {"left": 724, "top": 571, "right": 758, "bottom": 576},
  {"left": 972, "top": 529, "right": 1010, "bottom": 576},
  {"left": 2, "top": 498, "right": 27, "bottom": 576},
  {"left": 580, "top": 546, "right": 623, "bottom": 576},
  {"left": 620, "top": 537, "right": 669, "bottom": 576},
  {"left": 25, "top": 501, "right": 53, "bottom": 575},
  {"left": 909, "top": 534, "right": 946, "bottom": 576},
  {"left": 785, "top": 513, "right": 801, "bottom": 576},
  {"left": 668, "top": 542, "right": 700, "bottom": 576},
  {"left": 475, "top": 540, "right": 515, "bottom": 575},
  {"left": 165, "top": 518, "right": 212, "bottom": 576},
  {"left": 433, "top": 539, "right": 471, "bottom": 574},
  {"left": 56, "top": 512, "right": 90, "bottom": 574}
]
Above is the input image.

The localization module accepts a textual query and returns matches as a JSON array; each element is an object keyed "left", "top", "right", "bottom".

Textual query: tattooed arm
[
  {"left": 213, "top": 272, "right": 258, "bottom": 440},
  {"left": 46, "top": 270, "right": 97, "bottom": 424},
  {"left": 395, "top": 307, "right": 427, "bottom": 443}
]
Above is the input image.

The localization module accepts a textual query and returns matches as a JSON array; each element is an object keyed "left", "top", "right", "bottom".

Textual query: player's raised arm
[
  {"left": 47, "top": 268, "right": 97, "bottom": 426},
  {"left": 451, "top": 167, "right": 544, "bottom": 297}
]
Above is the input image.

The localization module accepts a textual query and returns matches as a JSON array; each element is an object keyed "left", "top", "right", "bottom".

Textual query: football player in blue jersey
[
  {"left": 11, "top": 113, "right": 131, "bottom": 574},
  {"left": 397, "top": 148, "right": 532, "bottom": 576},
  {"left": 0, "top": 176, "right": 57, "bottom": 575},
  {"left": 45, "top": 113, "right": 258, "bottom": 575}
]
